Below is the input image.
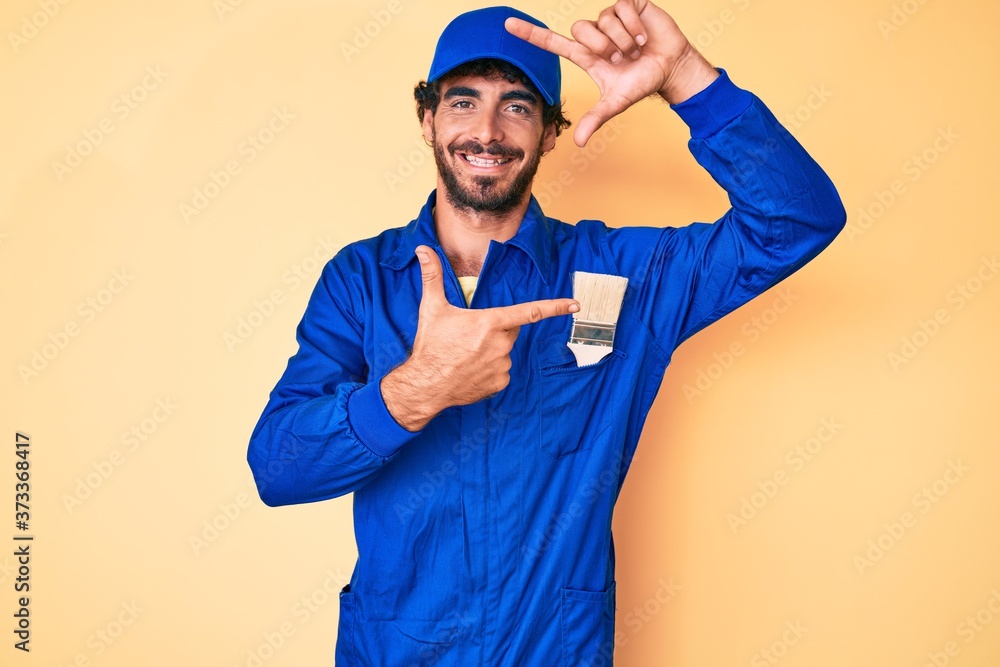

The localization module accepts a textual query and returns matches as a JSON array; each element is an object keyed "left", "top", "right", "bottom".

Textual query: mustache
[{"left": 448, "top": 140, "right": 523, "bottom": 160}]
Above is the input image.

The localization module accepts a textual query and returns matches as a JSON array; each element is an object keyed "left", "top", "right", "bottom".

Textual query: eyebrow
[
  {"left": 443, "top": 86, "right": 481, "bottom": 100},
  {"left": 500, "top": 89, "right": 538, "bottom": 105},
  {"left": 442, "top": 86, "right": 539, "bottom": 106}
]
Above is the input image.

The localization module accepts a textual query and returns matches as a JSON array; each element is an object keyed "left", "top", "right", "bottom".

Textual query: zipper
[
  {"left": 436, "top": 245, "right": 469, "bottom": 309},
  {"left": 540, "top": 347, "right": 626, "bottom": 372},
  {"left": 468, "top": 240, "right": 502, "bottom": 310}
]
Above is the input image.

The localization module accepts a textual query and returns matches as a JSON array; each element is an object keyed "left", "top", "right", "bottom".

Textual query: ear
[
  {"left": 421, "top": 109, "right": 435, "bottom": 146},
  {"left": 541, "top": 122, "right": 557, "bottom": 153}
]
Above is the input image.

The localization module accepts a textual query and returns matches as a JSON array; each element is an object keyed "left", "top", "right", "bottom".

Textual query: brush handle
[{"left": 567, "top": 342, "right": 613, "bottom": 367}]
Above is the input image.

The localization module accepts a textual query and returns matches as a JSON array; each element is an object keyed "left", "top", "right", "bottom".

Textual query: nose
[{"left": 471, "top": 109, "right": 504, "bottom": 146}]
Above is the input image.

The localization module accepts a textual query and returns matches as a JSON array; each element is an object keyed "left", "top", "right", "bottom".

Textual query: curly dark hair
[{"left": 414, "top": 58, "right": 571, "bottom": 136}]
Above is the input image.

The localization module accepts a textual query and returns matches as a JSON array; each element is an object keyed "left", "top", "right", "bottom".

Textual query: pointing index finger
[
  {"left": 504, "top": 16, "right": 596, "bottom": 70},
  {"left": 494, "top": 298, "right": 580, "bottom": 330}
]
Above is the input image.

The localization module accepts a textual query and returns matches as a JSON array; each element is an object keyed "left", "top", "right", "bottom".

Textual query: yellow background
[{"left": 2, "top": 0, "right": 998, "bottom": 665}]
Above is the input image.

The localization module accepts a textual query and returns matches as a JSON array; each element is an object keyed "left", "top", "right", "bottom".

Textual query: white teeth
[{"left": 463, "top": 154, "right": 510, "bottom": 167}]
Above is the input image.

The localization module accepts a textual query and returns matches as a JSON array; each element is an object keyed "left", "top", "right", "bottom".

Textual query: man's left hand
[{"left": 506, "top": 0, "right": 719, "bottom": 147}]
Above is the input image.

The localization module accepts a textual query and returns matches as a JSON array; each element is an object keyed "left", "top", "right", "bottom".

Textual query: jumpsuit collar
[{"left": 381, "top": 189, "right": 558, "bottom": 286}]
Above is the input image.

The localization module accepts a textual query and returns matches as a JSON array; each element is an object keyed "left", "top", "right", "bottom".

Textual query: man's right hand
[{"left": 380, "top": 245, "right": 580, "bottom": 432}]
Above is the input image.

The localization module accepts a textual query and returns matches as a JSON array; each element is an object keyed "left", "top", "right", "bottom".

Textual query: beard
[{"left": 432, "top": 130, "right": 544, "bottom": 216}]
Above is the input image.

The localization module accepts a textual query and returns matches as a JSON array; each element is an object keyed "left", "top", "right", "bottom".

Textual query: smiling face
[{"left": 422, "top": 72, "right": 557, "bottom": 216}]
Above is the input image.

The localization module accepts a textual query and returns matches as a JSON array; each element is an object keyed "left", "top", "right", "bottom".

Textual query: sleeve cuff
[
  {"left": 347, "top": 380, "right": 420, "bottom": 458},
  {"left": 670, "top": 68, "right": 754, "bottom": 139}
]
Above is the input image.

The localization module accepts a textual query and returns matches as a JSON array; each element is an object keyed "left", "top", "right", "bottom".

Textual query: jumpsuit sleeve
[
  {"left": 608, "top": 69, "right": 847, "bottom": 353},
  {"left": 246, "top": 252, "right": 418, "bottom": 507}
]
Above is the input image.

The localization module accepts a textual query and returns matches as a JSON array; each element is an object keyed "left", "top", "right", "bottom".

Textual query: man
[{"left": 247, "top": 2, "right": 845, "bottom": 665}]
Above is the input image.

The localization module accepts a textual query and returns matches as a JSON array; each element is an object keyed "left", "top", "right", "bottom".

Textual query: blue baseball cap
[{"left": 427, "top": 6, "right": 561, "bottom": 106}]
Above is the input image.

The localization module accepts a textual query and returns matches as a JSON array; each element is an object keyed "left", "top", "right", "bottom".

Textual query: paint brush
[{"left": 567, "top": 271, "right": 628, "bottom": 367}]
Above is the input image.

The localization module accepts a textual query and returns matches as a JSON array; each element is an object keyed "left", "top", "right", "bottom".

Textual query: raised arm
[
  {"left": 621, "top": 71, "right": 846, "bottom": 348},
  {"left": 508, "top": 0, "right": 845, "bottom": 348}
]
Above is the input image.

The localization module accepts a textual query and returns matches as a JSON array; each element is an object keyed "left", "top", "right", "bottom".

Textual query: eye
[
  {"left": 507, "top": 103, "right": 530, "bottom": 114},
  {"left": 451, "top": 100, "right": 474, "bottom": 109}
]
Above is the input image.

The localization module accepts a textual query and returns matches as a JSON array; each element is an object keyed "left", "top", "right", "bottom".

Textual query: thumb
[
  {"left": 574, "top": 94, "right": 630, "bottom": 147},
  {"left": 415, "top": 245, "right": 448, "bottom": 311}
]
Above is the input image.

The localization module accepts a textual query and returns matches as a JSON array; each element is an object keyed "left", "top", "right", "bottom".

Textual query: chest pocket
[{"left": 533, "top": 331, "right": 624, "bottom": 458}]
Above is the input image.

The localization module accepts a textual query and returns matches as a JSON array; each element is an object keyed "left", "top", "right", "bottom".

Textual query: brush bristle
[{"left": 572, "top": 272, "right": 628, "bottom": 323}]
